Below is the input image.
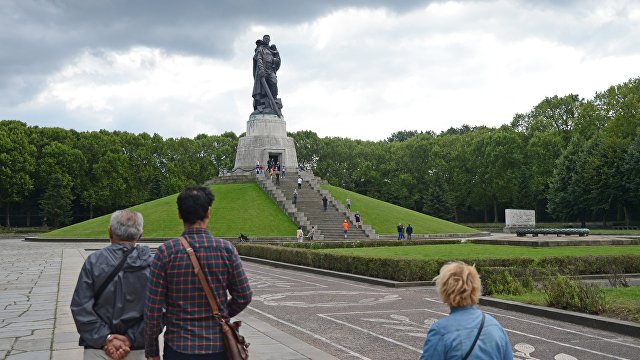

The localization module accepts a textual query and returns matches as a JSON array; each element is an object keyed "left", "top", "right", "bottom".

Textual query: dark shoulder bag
[
  {"left": 462, "top": 312, "right": 486, "bottom": 360},
  {"left": 179, "top": 236, "right": 249, "bottom": 360}
]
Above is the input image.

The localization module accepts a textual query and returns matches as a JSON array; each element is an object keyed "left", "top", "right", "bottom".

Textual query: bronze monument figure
[{"left": 252, "top": 34, "right": 282, "bottom": 117}]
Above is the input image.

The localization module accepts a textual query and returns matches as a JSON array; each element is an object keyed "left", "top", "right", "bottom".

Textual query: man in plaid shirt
[{"left": 145, "top": 186, "right": 253, "bottom": 360}]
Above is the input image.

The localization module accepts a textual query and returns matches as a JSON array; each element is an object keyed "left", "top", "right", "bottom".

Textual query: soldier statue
[{"left": 252, "top": 34, "right": 283, "bottom": 116}]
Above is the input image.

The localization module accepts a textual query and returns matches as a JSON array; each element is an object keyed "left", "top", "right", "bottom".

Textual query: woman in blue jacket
[{"left": 420, "top": 262, "right": 513, "bottom": 360}]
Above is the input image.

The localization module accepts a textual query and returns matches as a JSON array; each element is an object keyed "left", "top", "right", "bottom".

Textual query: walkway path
[
  {"left": 2, "top": 237, "right": 639, "bottom": 359},
  {"left": 0, "top": 238, "right": 337, "bottom": 360}
]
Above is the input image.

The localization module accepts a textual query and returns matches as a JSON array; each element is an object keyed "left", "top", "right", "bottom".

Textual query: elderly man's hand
[{"left": 103, "top": 334, "right": 131, "bottom": 360}]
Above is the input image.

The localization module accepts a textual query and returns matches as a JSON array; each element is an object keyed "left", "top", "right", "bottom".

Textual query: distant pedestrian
[
  {"left": 296, "top": 227, "right": 304, "bottom": 242},
  {"left": 275, "top": 169, "right": 280, "bottom": 185},
  {"left": 292, "top": 189, "right": 298, "bottom": 205},
  {"left": 346, "top": 198, "right": 351, "bottom": 212},
  {"left": 397, "top": 223, "right": 404, "bottom": 240},
  {"left": 255, "top": 160, "right": 260, "bottom": 174},
  {"left": 297, "top": 175, "right": 303, "bottom": 189},
  {"left": 354, "top": 211, "right": 362, "bottom": 229},
  {"left": 406, "top": 224, "right": 413, "bottom": 240},
  {"left": 342, "top": 220, "right": 349, "bottom": 239},
  {"left": 307, "top": 225, "right": 317, "bottom": 241},
  {"left": 282, "top": 164, "right": 286, "bottom": 177},
  {"left": 322, "top": 195, "right": 328, "bottom": 213}
]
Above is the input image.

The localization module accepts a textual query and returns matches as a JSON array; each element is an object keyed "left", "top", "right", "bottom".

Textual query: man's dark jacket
[{"left": 70, "top": 243, "right": 152, "bottom": 349}]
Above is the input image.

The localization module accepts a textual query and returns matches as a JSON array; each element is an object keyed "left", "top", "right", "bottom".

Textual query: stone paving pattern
[{"left": 0, "top": 238, "right": 337, "bottom": 360}]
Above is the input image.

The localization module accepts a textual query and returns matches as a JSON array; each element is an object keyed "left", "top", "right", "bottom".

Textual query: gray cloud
[{"left": 0, "top": 0, "right": 433, "bottom": 105}]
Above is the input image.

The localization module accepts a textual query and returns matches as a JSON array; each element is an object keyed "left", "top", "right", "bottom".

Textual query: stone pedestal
[{"left": 233, "top": 114, "right": 298, "bottom": 174}]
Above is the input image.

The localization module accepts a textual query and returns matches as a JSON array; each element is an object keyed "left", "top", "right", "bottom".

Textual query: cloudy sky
[{"left": 2, "top": 0, "right": 639, "bottom": 140}]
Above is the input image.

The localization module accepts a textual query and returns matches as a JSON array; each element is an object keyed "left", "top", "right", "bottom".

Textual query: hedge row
[
  {"left": 236, "top": 244, "right": 640, "bottom": 282},
  {"left": 256, "top": 239, "right": 464, "bottom": 249}
]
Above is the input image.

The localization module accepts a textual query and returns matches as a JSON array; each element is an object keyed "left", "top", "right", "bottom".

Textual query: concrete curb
[
  {"left": 240, "top": 256, "right": 434, "bottom": 288},
  {"left": 479, "top": 297, "right": 640, "bottom": 338}
]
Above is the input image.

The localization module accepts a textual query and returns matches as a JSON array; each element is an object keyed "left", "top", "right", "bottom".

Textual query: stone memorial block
[{"left": 504, "top": 209, "right": 535, "bottom": 233}]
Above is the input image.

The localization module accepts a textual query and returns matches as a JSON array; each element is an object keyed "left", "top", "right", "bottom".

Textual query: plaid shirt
[{"left": 145, "top": 227, "right": 252, "bottom": 357}]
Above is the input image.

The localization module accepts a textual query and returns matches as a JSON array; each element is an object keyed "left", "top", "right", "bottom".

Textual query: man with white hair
[{"left": 71, "top": 210, "right": 152, "bottom": 360}]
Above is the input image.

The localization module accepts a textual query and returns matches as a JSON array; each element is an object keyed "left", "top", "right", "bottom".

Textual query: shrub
[
  {"left": 543, "top": 275, "right": 607, "bottom": 314},
  {"left": 480, "top": 268, "right": 534, "bottom": 296}
]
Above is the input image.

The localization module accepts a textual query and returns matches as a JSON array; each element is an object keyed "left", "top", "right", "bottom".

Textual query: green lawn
[
  {"left": 322, "top": 243, "right": 640, "bottom": 260},
  {"left": 322, "top": 184, "right": 476, "bottom": 235},
  {"left": 493, "top": 287, "right": 640, "bottom": 323},
  {"left": 44, "top": 183, "right": 297, "bottom": 238}
]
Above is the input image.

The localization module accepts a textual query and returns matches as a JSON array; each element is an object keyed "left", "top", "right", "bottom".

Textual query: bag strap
[
  {"left": 94, "top": 246, "right": 131, "bottom": 303},
  {"left": 462, "top": 312, "right": 485, "bottom": 360},
  {"left": 178, "top": 236, "right": 223, "bottom": 320}
]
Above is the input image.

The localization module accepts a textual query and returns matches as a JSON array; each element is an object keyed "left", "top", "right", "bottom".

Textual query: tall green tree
[
  {"left": 0, "top": 121, "right": 36, "bottom": 227},
  {"left": 39, "top": 173, "right": 74, "bottom": 228}
]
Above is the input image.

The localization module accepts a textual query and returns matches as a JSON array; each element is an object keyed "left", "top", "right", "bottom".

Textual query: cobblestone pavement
[
  {"left": 2, "top": 238, "right": 640, "bottom": 360},
  {"left": 0, "top": 239, "right": 61, "bottom": 360},
  {"left": 242, "top": 262, "right": 640, "bottom": 360},
  {"left": 1, "top": 239, "right": 337, "bottom": 360}
]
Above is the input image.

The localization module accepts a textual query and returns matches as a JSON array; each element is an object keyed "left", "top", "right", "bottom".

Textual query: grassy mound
[
  {"left": 322, "top": 184, "right": 476, "bottom": 234},
  {"left": 44, "top": 183, "right": 297, "bottom": 238}
]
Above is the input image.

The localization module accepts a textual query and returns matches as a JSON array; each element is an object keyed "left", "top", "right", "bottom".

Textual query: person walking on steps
[
  {"left": 354, "top": 211, "right": 362, "bottom": 229},
  {"left": 296, "top": 227, "right": 304, "bottom": 242},
  {"left": 307, "top": 225, "right": 317, "bottom": 241},
  {"left": 346, "top": 198, "right": 351, "bottom": 212},
  {"left": 342, "top": 220, "right": 349, "bottom": 239},
  {"left": 292, "top": 189, "right": 298, "bottom": 205},
  {"left": 297, "top": 175, "right": 303, "bottom": 190},
  {"left": 322, "top": 195, "right": 328, "bottom": 213}
]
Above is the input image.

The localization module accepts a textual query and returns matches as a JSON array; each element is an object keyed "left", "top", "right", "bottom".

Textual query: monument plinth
[{"left": 233, "top": 114, "right": 298, "bottom": 173}]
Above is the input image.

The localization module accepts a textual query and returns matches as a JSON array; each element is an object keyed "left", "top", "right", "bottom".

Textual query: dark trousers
[{"left": 164, "top": 344, "right": 225, "bottom": 360}]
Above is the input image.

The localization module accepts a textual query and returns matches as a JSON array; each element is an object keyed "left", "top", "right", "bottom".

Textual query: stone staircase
[{"left": 256, "top": 170, "right": 377, "bottom": 241}]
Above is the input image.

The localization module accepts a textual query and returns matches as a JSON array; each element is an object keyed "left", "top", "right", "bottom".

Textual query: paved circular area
[
  {"left": 1, "top": 238, "right": 639, "bottom": 360},
  {"left": 242, "top": 261, "right": 640, "bottom": 360}
]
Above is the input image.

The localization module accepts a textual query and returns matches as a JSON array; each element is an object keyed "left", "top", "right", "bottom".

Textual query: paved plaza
[{"left": 1, "top": 238, "right": 639, "bottom": 359}]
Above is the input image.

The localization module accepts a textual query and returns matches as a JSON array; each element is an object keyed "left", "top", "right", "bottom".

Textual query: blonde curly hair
[{"left": 434, "top": 261, "right": 481, "bottom": 307}]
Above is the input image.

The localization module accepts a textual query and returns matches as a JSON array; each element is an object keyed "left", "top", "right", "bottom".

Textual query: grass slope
[
  {"left": 44, "top": 183, "right": 297, "bottom": 238},
  {"left": 322, "top": 243, "right": 640, "bottom": 259},
  {"left": 322, "top": 184, "right": 476, "bottom": 234}
]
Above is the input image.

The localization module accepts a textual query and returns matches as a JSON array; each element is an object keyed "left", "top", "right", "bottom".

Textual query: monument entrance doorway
[{"left": 269, "top": 153, "right": 281, "bottom": 166}]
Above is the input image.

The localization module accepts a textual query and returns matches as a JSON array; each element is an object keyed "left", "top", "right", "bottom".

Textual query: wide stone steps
[{"left": 272, "top": 173, "right": 370, "bottom": 240}]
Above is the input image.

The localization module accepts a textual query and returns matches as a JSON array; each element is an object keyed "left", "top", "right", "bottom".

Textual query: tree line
[
  {"left": 1, "top": 76, "right": 639, "bottom": 228},
  {"left": 291, "top": 76, "right": 640, "bottom": 226},
  {"left": 0, "top": 125, "right": 237, "bottom": 227}
]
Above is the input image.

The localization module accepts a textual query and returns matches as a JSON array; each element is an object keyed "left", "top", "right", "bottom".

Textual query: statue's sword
[{"left": 260, "top": 77, "right": 283, "bottom": 118}]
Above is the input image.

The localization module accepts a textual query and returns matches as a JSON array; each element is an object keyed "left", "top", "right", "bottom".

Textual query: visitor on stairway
[{"left": 342, "top": 220, "right": 349, "bottom": 239}]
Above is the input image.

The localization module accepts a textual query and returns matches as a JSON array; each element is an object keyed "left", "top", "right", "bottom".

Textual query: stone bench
[{"left": 515, "top": 228, "right": 590, "bottom": 237}]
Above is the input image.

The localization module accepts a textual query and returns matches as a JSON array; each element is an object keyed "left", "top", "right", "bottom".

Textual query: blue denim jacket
[{"left": 420, "top": 305, "right": 513, "bottom": 360}]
